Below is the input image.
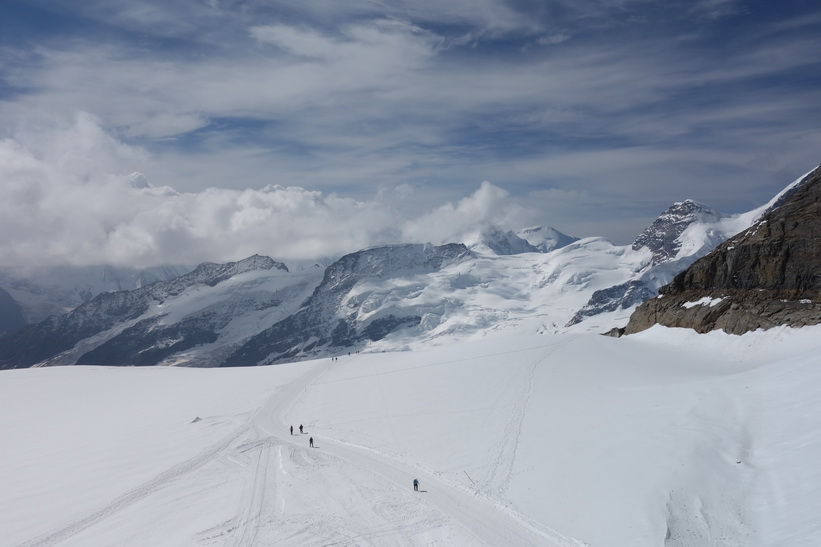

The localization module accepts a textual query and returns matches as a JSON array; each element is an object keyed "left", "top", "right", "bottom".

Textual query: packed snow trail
[
  {"left": 14, "top": 339, "right": 587, "bottom": 546},
  {"left": 259, "top": 349, "right": 585, "bottom": 547},
  {"left": 211, "top": 347, "right": 584, "bottom": 546},
  {"left": 15, "top": 361, "right": 331, "bottom": 547}
]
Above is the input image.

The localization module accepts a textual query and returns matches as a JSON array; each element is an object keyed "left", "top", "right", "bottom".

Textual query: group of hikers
[
  {"left": 288, "top": 423, "right": 419, "bottom": 491},
  {"left": 289, "top": 424, "right": 313, "bottom": 448}
]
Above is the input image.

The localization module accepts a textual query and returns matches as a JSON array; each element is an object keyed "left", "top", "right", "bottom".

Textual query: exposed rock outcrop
[
  {"left": 566, "top": 280, "right": 656, "bottom": 327},
  {"left": 632, "top": 200, "right": 723, "bottom": 265},
  {"left": 626, "top": 165, "right": 821, "bottom": 335}
]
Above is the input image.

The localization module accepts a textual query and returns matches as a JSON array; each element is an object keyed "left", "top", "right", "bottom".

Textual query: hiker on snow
[
  {"left": 309, "top": 437, "right": 314, "bottom": 448},
  {"left": 299, "top": 424, "right": 303, "bottom": 434},
  {"left": 413, "top": 479, "right": 419, "bottom": 491},
  {"left": 290, "top": 425, "right": 293, "bottom": 436}
]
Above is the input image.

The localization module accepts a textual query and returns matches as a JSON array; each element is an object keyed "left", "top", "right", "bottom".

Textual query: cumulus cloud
[
  {"left": 0, "top": 115, "right": 534, "bottom": 268},
  {"left": 401, "top": 181, "right": 519, "bottom": 245}
]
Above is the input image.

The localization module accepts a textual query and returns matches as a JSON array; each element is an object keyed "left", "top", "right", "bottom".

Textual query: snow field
[{"left": 1, "top": 325, "right": 820, "bottom": 545}]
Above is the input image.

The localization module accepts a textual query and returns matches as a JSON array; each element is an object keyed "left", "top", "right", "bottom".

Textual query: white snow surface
[
  {"left": 3, "top": 325, "right": 821, "bottom": 546},
  {"left": 682, "top": 297, "right": 726, "bottom": 309}
]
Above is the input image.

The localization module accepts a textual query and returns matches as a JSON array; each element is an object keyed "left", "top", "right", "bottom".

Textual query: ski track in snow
[
  {"left": 230, "top": 445, "right": 270, "bottom": 547},
  {"left": 483, "top": 339, "right": 569, "bottom": 499},
  {"left": 18, "top": 349, "right": 585, "bottom": 546},
  {"left": 20, "top": 410, "right": 256, "bottom": 547}
]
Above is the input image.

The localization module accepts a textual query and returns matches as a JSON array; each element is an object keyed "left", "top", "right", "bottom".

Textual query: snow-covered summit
[
  {"left": 517, "top": 225, "right": 578, "bottom": 253},
  {"left": 466, "top": 225, "right": 577, "bottom": 256},
  {"left": 469, "top": 227, "right": 540, "bottom": 256}
]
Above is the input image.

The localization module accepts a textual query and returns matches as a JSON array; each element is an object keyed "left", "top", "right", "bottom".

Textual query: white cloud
[
  {"left": 0, "top": 115, "right": 541, "bottom": 268},
  {"left": 401, "top": 181, "right": 515, "bottom": 244}
]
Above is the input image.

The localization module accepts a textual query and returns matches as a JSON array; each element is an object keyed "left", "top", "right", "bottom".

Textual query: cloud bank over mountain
[{"left": 0, "top": 114, "right": 540, "bottom": 268}]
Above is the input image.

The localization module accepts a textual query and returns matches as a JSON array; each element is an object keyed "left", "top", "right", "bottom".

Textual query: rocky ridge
[
  {"left": 632, "top": 200, "right": 723, "bottom": 265},
  {"left": 567, "top": 201, "right": 730, "bottom": 326},
  {"left": 625, "top": 165, "right": 821, "bottom": 335}
]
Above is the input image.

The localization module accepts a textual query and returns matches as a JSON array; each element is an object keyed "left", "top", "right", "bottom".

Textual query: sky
[{"left": 0, "top": 0, "right": 819, "bottom": 268}]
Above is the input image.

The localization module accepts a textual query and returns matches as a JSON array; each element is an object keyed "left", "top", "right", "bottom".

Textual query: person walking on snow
[
  {"left": 290, "top": 425, "right": 293, "bottom": 436},
  {"left": 299, "top": 424, "right": 303, "bottom": 434},
  {"left": 413, "top": 479, "right": 419, "bottom": 491},
  {"left": 309, "top": 437, "right": 314, "bottom": 448}
]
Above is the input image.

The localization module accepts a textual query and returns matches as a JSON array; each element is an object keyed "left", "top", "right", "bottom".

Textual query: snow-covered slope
[
  {"left": 0, "top": 263, "right": 193, "bottom": 325},
  {"left": 0, "top": 256, "right": 324, "bottom": 368},
  {"left": 2, "top": 325, "right": 820, "bottom": 546}
]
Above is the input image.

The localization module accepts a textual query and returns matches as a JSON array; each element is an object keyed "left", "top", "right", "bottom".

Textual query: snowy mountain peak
[
  {"left": 632, "top": 199, "right": 723, "bottom": 265},
  {"left": 518, "top": 225, "right": 578, "bottom": 253},
  {"left": 467, "top": 225, "right": 578, "bottom": 255},
  {"left": 321, "top": 243, "right": 469, "bottom": 285},
  {"left": 470, "top": 227, "right": 539, "bottom": 255}
]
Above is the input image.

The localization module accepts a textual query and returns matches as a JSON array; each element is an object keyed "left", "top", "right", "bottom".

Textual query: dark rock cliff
[{"left": 625, "top": 166, "right": 821, "bottom": 335}]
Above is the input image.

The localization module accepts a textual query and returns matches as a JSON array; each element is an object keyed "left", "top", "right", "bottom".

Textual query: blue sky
[{"left": 0, "top": 0, "right": 819, "bottom": 267}]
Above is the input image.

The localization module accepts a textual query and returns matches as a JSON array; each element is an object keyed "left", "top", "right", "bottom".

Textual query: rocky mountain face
[
  {"left": 566, "top": 280, "right": 657, "bottom": 327},
  {"left": 625, "top": 166, "right": 821, "bottom": 335},
  {"left": 0, "top": 255, "right": 289, "bottom": 369},
  {"left": 224, "top": 243, "right": 470, "bottom": 366},
  {"left": 0, "top": 244, "right": 471, "bottom": 369},
  {"left": 566, "top": 202, "right": 730, "bottom": 326},
  {"left": 632, "top": 200, "right": 723, "bottom": 265}
]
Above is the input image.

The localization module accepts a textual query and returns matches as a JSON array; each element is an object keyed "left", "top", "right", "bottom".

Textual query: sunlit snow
[{"left": 2, "top": 325, "right": 820, "bottom": 546}]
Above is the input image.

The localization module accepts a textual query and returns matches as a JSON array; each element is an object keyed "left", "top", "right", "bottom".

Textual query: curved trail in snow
[
  {"left": 232, "top": 347, "right": 586, "bottom": 547},
  {"left": 20, "top": 411, "right": 255, "bottom": 547},
  {"left": 21, "top": 341, "right": 585, "bottom": 546},
  {"left": 18, "top": 359, "right": 333, "bottom": 547}
]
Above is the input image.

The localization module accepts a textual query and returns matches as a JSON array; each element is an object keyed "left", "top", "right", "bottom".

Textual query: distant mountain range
[
  {"left": 1, "top": 166, "right": 817, "bottom": 369},
  {"left": 0, "top": 264, "right": 193, "bottom": 325}
]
